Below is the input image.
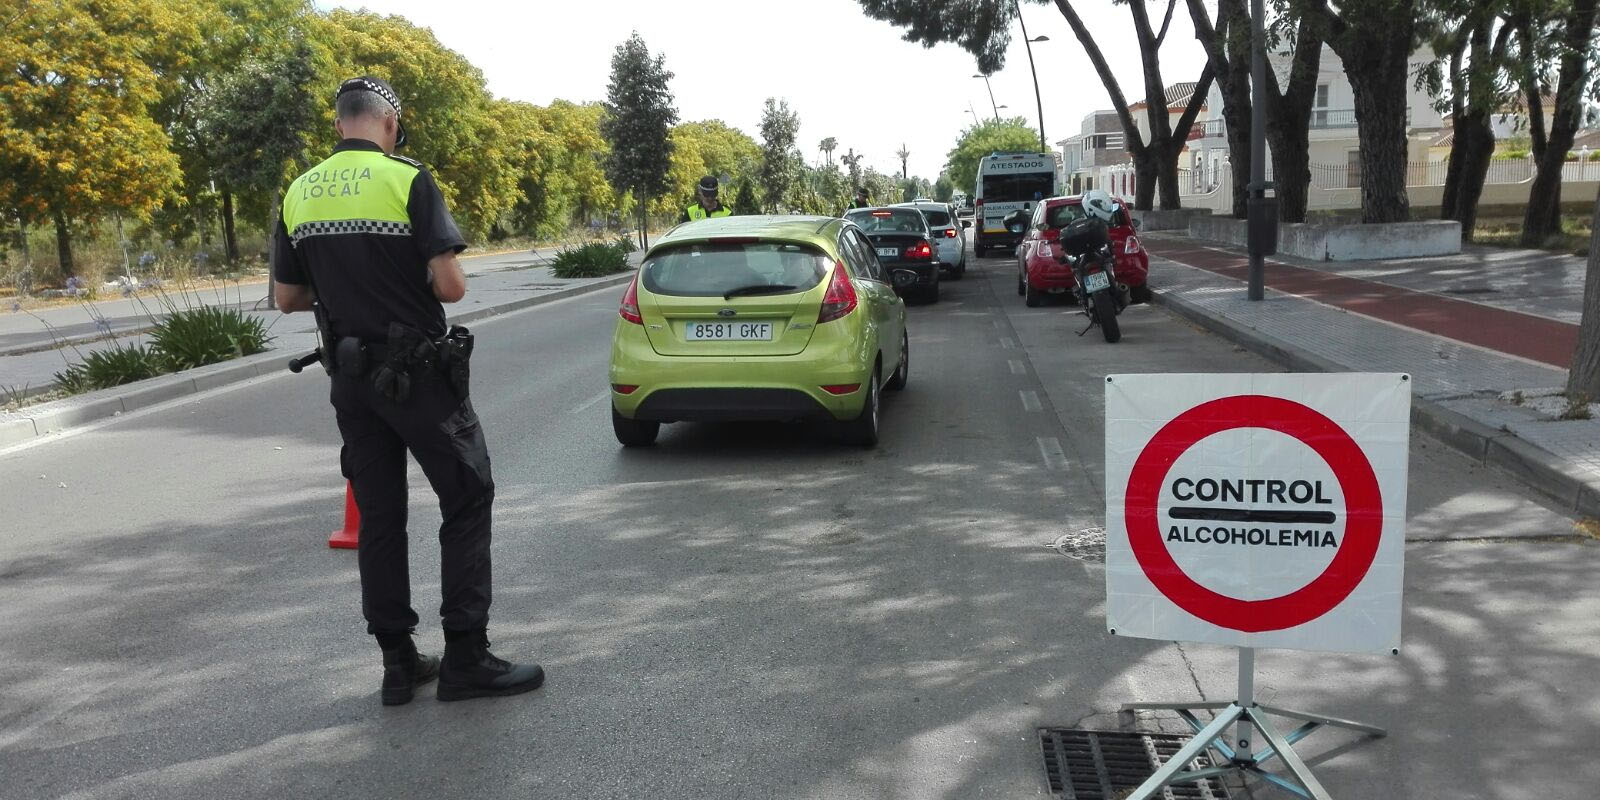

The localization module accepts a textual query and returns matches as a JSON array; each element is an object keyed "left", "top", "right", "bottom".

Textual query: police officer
[
  {"left": 272, "top": 76, "right": 543, "bottom": 705},
  {"left": 681, "top": 175, "right": 732, "bottom": 222},
  {"left": 846, "top": 186, "right": 871, "bottom": 211}
]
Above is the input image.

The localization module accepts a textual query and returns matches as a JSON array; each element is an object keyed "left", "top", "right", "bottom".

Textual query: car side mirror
[
  {"left": 1131, "top": 217, "right": 1143, "bottom": 231},
  {"left": 960, "top": 220, "right": 971, "bottom": 229},
  {"left": 1002, "top": 210, "right": 1030, "bottom": 235}
]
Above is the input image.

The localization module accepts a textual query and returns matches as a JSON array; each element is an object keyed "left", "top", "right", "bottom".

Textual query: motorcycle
[{"left": 1004, "top": 211, "right": 1125, "bottom": 343}]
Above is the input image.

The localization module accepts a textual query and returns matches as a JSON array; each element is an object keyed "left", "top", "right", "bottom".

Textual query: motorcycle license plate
[{"left": 1083, "top": 272, "right": 1111, "bottom": 293}]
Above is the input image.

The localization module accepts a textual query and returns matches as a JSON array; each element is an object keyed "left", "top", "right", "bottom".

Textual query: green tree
[
  {"left": 655, "top": 120, "right": 761, "bottom": 218},
  {"left": 819, "top": 136, "right": 838, "bottom": 166},
  {"left": 859, "top": 0, "right": 1212, "bottom": 210},
  {"left": 1292, "top": 0, "right": 1425, "bottom": 223},
  {"left": 197, "top": 35, "right": 321, "bottom": 238},
  {"left": 156, "top": 0, "right": 311, "bottom": 261},
  {"left": 934, "top": 174, "right": 955, "bottom": 202},
  {"left": 0, "top": 0, "right": 185, "bottom": 279},
  {"left": 313, "top": 9, "right": 519, "bottom": 241},
  {"left": 1186, "top": 0, "right": 1323, "bottom": 222},
  {"left": 1518, "top": 0, "right": 1598, "bottom": 246},
  {"left": 944, "top": 117, "right": 1040, "bottom": 197},
  {"left": 733, "top": 178, "right": 760, "bottom": 215},
  {"left": 600, "top": 32, "right": 677, "bottom": 248},
  {"left": 758, "top": 98, "right": 801, "bottom": 213}
]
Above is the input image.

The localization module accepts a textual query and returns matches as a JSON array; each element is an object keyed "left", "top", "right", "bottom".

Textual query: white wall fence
[{"left": 1162, "top": 153, "right": 1600, "bottom": 214}]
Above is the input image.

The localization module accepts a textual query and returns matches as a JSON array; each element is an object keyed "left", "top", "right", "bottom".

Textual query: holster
[
  {"left": 438, "top": 325, "right": 474, "bottom": 399},
  {"left": 370, "top": 323, "right": 437, "bottom": 404}
]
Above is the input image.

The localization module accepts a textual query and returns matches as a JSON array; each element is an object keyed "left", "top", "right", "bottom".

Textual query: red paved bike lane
[{"left": 1146, "top": 241, "right": 1578, "bottom": 369}]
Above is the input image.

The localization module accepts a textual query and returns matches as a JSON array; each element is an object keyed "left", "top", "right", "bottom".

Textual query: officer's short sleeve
[
  {"left": 408, "top": 168, "right": 467, "bottom": 258},
  {"left": 270, "top": 213, "right": 307, "bottom": 285}
]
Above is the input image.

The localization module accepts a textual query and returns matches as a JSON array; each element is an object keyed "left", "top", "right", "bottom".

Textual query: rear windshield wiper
[{"left": 723, "top": 284, "right": 798, "bottom": 300}]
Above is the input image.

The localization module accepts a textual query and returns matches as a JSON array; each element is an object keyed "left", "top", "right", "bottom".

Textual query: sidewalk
[
  {"left": 1142, "top": 232, "right": 1600, "bottom": 518},
  {"left": 0, "top": 251, "right": 640, "bottom": 447}
]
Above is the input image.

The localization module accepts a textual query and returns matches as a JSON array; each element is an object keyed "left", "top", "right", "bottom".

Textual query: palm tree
[
  {"left": 895, "top": 144, "right": 910, "bottom": 181},
  {"left": 819, "top": 137, "right": 838, "bottom": 168}
]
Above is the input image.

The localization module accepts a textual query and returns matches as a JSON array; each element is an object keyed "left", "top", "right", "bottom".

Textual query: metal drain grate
[{"left": 1038, "top": 728, "right": 1233, "bottom": 800}]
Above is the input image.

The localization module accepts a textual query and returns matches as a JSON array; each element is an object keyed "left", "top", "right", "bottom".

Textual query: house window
[{"left": 1314, "top": 84, "right": 1330, "bottom": 127}]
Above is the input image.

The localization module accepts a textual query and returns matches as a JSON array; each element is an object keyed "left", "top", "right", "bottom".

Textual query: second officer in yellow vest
[{"left": 681, "top": 175, "right": 733, "bottom": 222}]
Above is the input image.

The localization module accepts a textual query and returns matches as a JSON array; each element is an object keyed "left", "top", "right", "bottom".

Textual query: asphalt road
[{"left": 1, "top": 246, "right": 1595, "bottom": 799}]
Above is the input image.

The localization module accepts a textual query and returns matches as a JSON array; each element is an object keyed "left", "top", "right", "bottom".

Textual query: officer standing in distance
[
  {"left": 845, "top": 186, "right": 871, "bottom": 212},
  {"left": 272, "top": 76, "right": 544, "bottom": 705},
  {"left": 680, "top": 175, "right": 732, "bottom": 222}
]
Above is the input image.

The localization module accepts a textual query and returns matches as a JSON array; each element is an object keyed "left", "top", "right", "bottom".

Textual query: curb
[
  {"left": 0, "top": 271, "right": 635, "bottom": 449},
  {"left": 1152, "top": 286, "right": 1600, "bottom": 519}
]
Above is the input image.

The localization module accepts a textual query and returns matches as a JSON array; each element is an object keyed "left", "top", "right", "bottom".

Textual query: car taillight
[
  {"left": 821, "top": 384, "right": 861, "bottom": 395},
  {"left": 905, "top": 240, "right": 934, "bottom": 259},
  {"left": 612, "top": 384, "right": 638, "bottom": 394},
  {"left": 818, "top": 261, "right": 858, "bottom": 324},
  {"left": 943, "top": 228, "right": 958, "bottom": 238},
  {"left": 1124, "top": 235, "right": 1142, "bottom": 254},
  {"left": 619, "top": 276, "right": 642, "bottom": 324}
]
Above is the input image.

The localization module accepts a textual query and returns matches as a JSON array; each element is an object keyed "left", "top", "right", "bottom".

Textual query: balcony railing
[
  {"left": 1310, "top": 109, "right": 1358, "bottom": 129},
  {"left": 1188, "top": 118, "right": 1227, "bottom": 139}
]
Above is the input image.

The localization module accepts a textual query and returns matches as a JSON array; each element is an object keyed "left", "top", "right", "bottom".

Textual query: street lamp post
[
  {"left": 973, "top": 74, "right": 1000, "bottom": 121},
  {"left": 1013, "top": 0, "right": 1048, "bottom": 152}
]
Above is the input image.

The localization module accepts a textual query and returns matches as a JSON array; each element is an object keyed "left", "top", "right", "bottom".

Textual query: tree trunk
[
  {"left": 1568, "top": 185, "right": 1600, "bottom": 399},
  {"left": 1454, "top": 113, "right": 1496, "bottom": 241},
  {"left": 1345, "top": 65, "right": 1412, "bottom": 223},
  {"left": 1268, "top": 126, "right": 1312, "bottom": 224},
  {"left": 221, "top": 188, "right": 240, "bottom": 264},
  {"left": 1439, "top": 43, "right": 1469, "bottom": 223},
  {"left": 1133, "top": 153, "right": 1160, "bottom": 210},
  {"left": 52, "top": 209, "right": 73, "bottom": 280},
  {"left": 1521, "top": 0, "right": 1596, "bottom": 247}
]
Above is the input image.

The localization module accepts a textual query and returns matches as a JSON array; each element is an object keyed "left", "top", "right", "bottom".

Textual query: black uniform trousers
[{"left": 330, "top": 370, "right": 494, "bottom": 635}]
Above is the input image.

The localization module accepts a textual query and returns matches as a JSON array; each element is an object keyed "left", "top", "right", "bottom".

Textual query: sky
[{"left": 317, "top": 0, "right": 1211, "bottom": 182}]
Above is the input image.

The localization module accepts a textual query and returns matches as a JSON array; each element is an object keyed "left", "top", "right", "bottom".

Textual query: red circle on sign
[{"left": 1124, "top": 394, "right": 1383, "bottom": 632}]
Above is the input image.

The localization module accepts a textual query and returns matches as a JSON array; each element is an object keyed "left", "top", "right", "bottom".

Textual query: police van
[{"left": 973, "top": 152, "right": 1062, "bottom": 257}]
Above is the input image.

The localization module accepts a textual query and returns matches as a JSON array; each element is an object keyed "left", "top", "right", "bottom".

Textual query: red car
[{"left": 1014, "top": 195, "right": 1150, "bottom": 307}]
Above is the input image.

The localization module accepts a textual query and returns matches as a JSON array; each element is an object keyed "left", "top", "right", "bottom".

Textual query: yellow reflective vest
[{"left": 685, "top": 203, "right": 732, "bottom": 221}]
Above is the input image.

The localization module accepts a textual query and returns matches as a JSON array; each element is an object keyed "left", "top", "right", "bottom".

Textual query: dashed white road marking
[
  {"left": 1020, "top": 390, "right": 1042, "bottom": 412},
  {"left": 999, "top": 337, "right": 1016, "bottom": 349},
  {"left": 1009, "top": 360, "right": 1026, "bottom": 375},
  {"left": 1037, "top": 437, "right": 1067, "bottom": 470}
]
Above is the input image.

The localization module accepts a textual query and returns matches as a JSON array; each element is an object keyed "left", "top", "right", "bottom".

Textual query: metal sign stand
[{"left": 1121, "top": 647, "right": 1386, "bottom": 800}]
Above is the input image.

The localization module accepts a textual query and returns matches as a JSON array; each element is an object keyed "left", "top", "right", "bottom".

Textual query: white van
[{"left": 973, "top": 152, "right": 1061, "bottom": 257}]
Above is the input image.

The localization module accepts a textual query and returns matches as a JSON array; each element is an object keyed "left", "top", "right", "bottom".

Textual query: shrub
[
  {"left": 77, "top": 344, "right": 166, "bottom": 390},
  {"left": 613, "top": 235, "right": 638, "bottom": 254},
  {"left": 149, "top": 306, "right": 271, "bottom": 370},
  {"left": 53, "top": 363, "right": 91, "bottom": 394},
  {"left": 550, "top": 241, "right": 630, "bottom": 279}
]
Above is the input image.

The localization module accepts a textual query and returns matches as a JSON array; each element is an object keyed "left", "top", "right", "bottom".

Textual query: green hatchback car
[{"left": 609, "top": 215, "right": 909, "bottom": 447}]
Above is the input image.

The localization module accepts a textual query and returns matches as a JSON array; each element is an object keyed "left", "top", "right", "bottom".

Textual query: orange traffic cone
[{"left": 329, "top": 482, "right": 360, "bottom": 549}]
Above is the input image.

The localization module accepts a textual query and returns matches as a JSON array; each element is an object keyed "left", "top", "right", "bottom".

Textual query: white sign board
[{"left": 1104, "top": 373, "right": 1411, "bottom": 654}]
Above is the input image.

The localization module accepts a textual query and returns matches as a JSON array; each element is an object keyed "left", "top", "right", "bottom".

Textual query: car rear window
[
  {"left": 1047, "top": 203, "right": 1088, "bottom": 228},
  {"left": 642, "top": 241, "right": 829, "bottom": 297},
  {"left": 921, "top": 210, "right": 952, "bottom": 226},
  {"left": 845, "top": 209, "right": 926, "bottom": 233}
]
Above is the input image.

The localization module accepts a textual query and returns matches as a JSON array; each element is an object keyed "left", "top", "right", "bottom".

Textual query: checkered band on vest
[{"left": 290, "top": 219, "right": 413, "bottom": 245}]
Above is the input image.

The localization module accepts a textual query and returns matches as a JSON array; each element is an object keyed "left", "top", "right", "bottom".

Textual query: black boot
[
  {"left": 437, "top": 627, "right": 544, "bottom": 702},
  {"left": 378, "top": 633, "right": 440, "bottom": 707}
]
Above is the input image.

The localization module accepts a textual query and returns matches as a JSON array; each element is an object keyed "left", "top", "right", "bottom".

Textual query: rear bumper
[
  {"left": 631, "top": 388, "right": 834, "bottom": 422},
  {"left": 609, "top": 321, "right": 872, "bottom": 422},
  {"left": 976, "top": 231, "right": 1020, "bottom": 250}
]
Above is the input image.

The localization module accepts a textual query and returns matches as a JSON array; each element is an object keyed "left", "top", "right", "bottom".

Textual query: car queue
[{"left": 606, "top": 178, "right": 1144, "bottom": 448}]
